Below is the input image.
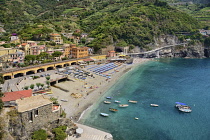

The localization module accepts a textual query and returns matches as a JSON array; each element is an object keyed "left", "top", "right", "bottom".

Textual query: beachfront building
[
  {"left": 50, "top": 33, "right": 63, "bottom": 44},
  {"left": 1, "top": 89, "right": 32, "bottom": 107},
  {"left": 70, "top": 44, "right": 89, "bottom": 58}
]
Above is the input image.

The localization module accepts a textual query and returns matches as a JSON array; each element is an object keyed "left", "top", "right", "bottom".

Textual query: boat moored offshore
[{"left": 175, "top": 102, "right": 192, "bottom": 113}]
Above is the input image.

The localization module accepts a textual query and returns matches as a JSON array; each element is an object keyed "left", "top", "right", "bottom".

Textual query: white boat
[
  {"left": 175, "top": 102, "right": 192, "bottom": 113},
  {"left": 104, "top": 101, "right": 111, "bottom": 104},
  {"left": 100, "top": 113, "right": 109, "bottom": 117},
  {"left": 115, "top": 100, "right": 121, "bottom": 103},
  {"left": 128, "top": 100, "right": 138, "bottom": 103},
  {"left": 134, "top": 117, "right": 139, "bottom": 120},
  {"left": 150, "top": 104, "right": 159, "bottom": 107},
  {"left": 119, "top": 104, "right": 129, "bottom": 107}
]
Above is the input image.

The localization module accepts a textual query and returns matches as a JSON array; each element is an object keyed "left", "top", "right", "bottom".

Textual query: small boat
[
  {"left": 150, "top": 104, "right": 159, "bottom": 107},
  {"left": 100, "top": 113, "right": 109, "bottom": 117},
  {"left": 104, "top": 101, "right": 111, "bottom": 104},
  {"left": 109, "top": 108, "right": 118, "bottom": 112},
  {"left": 175, "top": 102, "right": 192, "bottom": 113},
  {"left": 106, "top": 97, "right": 112, "bottom": 99},
  {"left": 119, "top": 104, "right": 129, "bottom": 107},
  {"left": 134, "top": 117, "right": 139, "bottom": 120},
  {"left": 128, "top": 100, "right": 138, "bottom": 103},
  {"left": 114, "top": 100, "right": 121, "bottom": 103}
]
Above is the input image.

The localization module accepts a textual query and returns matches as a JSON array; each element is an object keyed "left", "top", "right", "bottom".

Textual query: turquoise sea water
[{"left": 80, "top": 58, "right": 210, "bottom": 140}]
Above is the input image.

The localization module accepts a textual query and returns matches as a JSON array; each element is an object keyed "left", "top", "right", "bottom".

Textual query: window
[
  {"left": 28, "top": 111, "right": 33, "bottom": 122},
  {"left": 35, "top": 109, "right": 38, "bottom": 117}
]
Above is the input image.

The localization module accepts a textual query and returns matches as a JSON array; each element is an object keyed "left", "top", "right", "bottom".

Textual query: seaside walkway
[{"left": 66, "top": 123, "right": 113, "bottom": 140}]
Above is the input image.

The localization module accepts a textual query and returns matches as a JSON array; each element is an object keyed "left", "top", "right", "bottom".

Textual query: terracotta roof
[
  {"left": 83, "top": 58, "right": 94, "bottom": 62},
  {"left": 2, "top": 90, "right": 32, "bottom": 102},
  {"left": 109, "top": 51, "right": 115, "bottom": 52},
  {"left": 21, "top": 43, "right": 27, "bottom": 46},
  {"left": 16, "top": 95, "right": 52, "bottom": 112}
]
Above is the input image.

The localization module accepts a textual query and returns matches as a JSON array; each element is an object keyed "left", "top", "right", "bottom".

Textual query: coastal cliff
[{"left": 137, "top": 35, "right": 205, "bottom": 58}]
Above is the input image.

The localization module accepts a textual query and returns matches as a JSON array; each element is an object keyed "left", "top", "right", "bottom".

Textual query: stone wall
[{"left": 8, "top": 104, "right": 61, "bottom": 139}]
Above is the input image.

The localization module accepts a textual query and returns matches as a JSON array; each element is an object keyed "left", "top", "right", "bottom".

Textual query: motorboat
[
  {"left": 115, "top": 100, "right": 121, "bottom": 103},
  {"left": 104, "top": 101, "right": 111, "bottom": 104},
  {"left": 106, "top": 97, "right": 112, "bottom": 99},
  {"left": 119, "top": 104, "right": 129, "bottom": 107},
  {"left": 134, "top": 117, "right": 139, "bottom": 120},
  {"left": 150, "top": 104, "right": 159, "bottom": 107},
  {"left": 175, "top": 102, "right": 192, "bottom": 113},
  {"left": 100, "top": 113, "right": 109, "bottom": 117},
  {"left": 128, "top": 100, "right": 138, "bottom": 103},
  {"left": 109, "top": 108, "right": 118, "bottom": 112}
]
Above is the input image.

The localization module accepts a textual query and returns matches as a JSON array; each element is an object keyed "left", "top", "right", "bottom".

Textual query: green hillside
[{"left": 0, "top": 0, "right": 201, "bottom": 51}]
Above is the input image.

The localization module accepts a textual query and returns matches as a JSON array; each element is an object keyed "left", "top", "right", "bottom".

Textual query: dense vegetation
[{"left": 0, "top": 0, "right": 202, "bottom": 51}]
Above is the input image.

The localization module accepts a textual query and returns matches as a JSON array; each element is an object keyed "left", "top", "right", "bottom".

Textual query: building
[
  {"left": 16, "top": 95, "right": 61, "bottom": 133},
  {"left": 63, "top": 44, "right": 71, "bottom": 58},
  {"left": 1, "top": 89, "right": 32, "bottom": 106},
  {"left": 199, "top": 29, "right": 210, "bottom": 36},
  {"left": 50, "top": 33, "right": 63, "bottom": 44},
  {"left": 30, "top": 45, "right": 46, "bottom": 55},
  {"left": 21, "top": 43, "right": 31, "bottom": 55},
  {"left": 10, "top": 35, "right": 20, "bottom": 44},
  {"left": 107, "top": 50, "right": 116, "bottom": 57},
  {"left": 70, "top": 44, "right": 89, "bottom": 58}
]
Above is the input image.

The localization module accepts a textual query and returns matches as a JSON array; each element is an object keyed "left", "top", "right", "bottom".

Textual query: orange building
[{"left": 70, "top": 44, "right": 89, "bottom": 58}]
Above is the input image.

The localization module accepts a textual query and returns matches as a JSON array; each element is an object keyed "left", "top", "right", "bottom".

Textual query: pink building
[{"left": 31, "top": 45, "right": 46, "bottom": 55}]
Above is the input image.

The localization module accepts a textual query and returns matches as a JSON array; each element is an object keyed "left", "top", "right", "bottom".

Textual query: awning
[
  {"left": 76, "top": 128, "right": 83, "bottom": 134},
  {"left": 83, "top": 58, "right": 94, "bottom": 62}
]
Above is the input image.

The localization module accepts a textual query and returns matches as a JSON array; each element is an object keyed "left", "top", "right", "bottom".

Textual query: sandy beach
[{"left": 50, "top": 58, "right": 151, "bottom": 122}]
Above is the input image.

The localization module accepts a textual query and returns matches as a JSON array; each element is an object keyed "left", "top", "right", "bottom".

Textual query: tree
[
  {"left": 53, "top": 126, "right": 67, "bottom": 140},
  {"left": 25, "top": 55, "right": 36, "bottom": 64},
  {"left": 52, "top": 51, "right": 63, "bottom": 58},
  {"left": 24, "top": 86, "right": 29, "bottom": 90},
  {"left": 30, "top": 84, "right": 35, "bottom": 89},
  {"left": 40, "top": 83, "right": 44, "bottom": 88},
  {"left": 36, "top": 83, "right": 41, "bottom": 89},
  {"left": 45, "top": 76, "right": 50, "bottom": 80},
  {"left": 46, "top": 81, "right": 50, "bottom": 86},
  {"left": 38, "top": 52, "right": 49, "bottom": 60},
  {"left": 32, "top": 129, "right": 47, "bottom": 140}
]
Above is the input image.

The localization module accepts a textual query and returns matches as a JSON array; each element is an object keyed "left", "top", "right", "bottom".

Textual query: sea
[{"left": 80, "top": 58, "right": 210, "bottom": 140}]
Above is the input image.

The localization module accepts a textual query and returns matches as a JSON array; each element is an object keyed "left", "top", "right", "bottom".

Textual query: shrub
[
  {"left": 32, "top": 129, "right": 47, "bottom": 140},
  {"left": 52, "top": 126, "right": 67, "bottom": 140}
]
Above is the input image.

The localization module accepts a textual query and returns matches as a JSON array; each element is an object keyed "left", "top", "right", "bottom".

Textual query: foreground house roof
[
  {"left": 2, "top": 90, "right": 32, "bottom": 102},
  {"left": 16, "top": 95, "right": 52, "bottom": 112}
]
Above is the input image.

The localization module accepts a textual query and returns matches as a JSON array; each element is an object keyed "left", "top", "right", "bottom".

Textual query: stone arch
[
  {"left": 71, "top": 62, "right": 77, "bottom": 65},
  {"left": 4, "top": 75, "right": 12, "bottom": 80},
  {"left": 56, "top": 65, "right": 62, "bottom": 69},
  {"left": 26, "top": 70, "right": 35, "bottom": 75},
  {"left": 63, "top": 63, "right": 70, "bottom": 67},
  {"left": 37, "top": 68, "right": 45, "bottom": 73},
  {"left": 14, "top": 73, "right": 24, "bottom": 78},
  {"left": 47, "top": 66, "right": 54, "bottom": 71},
  {"left": 115, "top": 47, "right": 123, "bottom": 53}
]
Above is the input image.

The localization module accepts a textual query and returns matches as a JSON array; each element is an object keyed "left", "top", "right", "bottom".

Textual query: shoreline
[{"left": 50, "top": 58, "right": 151, "bottom": 122}]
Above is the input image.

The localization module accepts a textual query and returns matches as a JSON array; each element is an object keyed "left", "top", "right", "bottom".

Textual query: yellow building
[
  {"left": 70, "top": 44, "right": 89, "bottom": 58},
  {"left": 63, "top": 44, "right": 71, "bottom": 58},
  {"left": 50, "top": 33, "right": 63, "bottom": 44}
]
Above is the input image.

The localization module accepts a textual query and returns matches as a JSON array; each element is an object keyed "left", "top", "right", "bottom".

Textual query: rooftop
[
  {"left": 2, "top": 89, "right": 32, "bottom": 102},
  {"left": 16, "top": 95, "right": 52, "bottom": 112}
]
